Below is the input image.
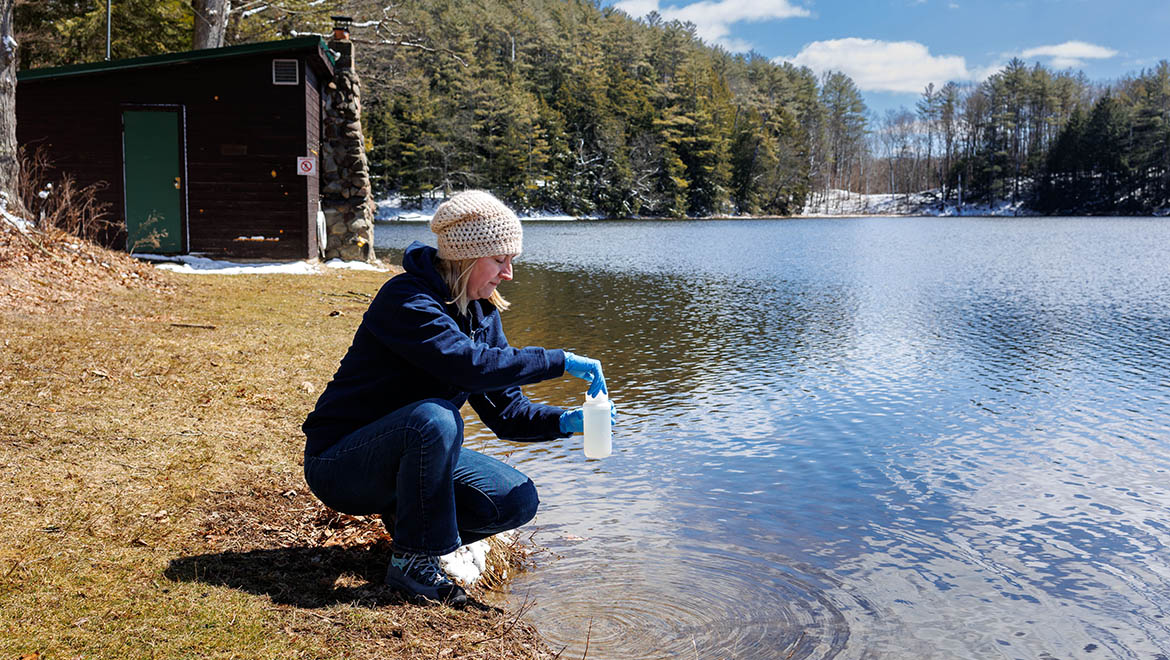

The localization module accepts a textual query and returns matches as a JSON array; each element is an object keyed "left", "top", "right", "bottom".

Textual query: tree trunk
[
  {"left": 0, "top": 0, "right": 19, "bottom": 212},
  {"left": 192, "top": 0, "right": 230, "bottom": 49}
]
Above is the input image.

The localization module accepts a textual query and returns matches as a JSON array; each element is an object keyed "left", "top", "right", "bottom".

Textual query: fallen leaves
[{"left": 0, "top": 220, "right": 169, "bottom": 314}]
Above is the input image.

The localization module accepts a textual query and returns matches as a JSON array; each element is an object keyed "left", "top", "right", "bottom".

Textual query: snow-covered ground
[
  {"left": 803, "top": 189, "right": 1031, "bottom": 217},
  {"left": 377, "top": 189, "right": 1037, "bottom": 222},
  {"left": 376, "top": 193, "right": 592, "bottom": 223},
  {"left": 0, "top": 192, "right": 32, "bottom": 231},
  {"left": 376, "top": 193, "right": 443, "bottom": 222},
  {"left": 135, "top": 253, "right": 387, "bottom": 275}
]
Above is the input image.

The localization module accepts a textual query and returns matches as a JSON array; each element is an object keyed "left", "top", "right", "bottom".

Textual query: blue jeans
[{"left": 303, "top": 398, "right": 539, "bottom": 555}]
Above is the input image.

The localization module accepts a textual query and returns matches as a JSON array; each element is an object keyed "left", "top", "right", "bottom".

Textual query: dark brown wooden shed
[{"left": 16, "top": 37, "right": 335, "bottom": 260}]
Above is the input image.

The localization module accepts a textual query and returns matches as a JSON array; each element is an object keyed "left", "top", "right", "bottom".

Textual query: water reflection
[{"left": 376, "top": 217, "right": 1170, "bottom": 659}]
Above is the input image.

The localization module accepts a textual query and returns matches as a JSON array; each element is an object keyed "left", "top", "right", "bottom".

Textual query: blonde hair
[{"left": 438, "top": 256, "right": 511, "bottom": 317}]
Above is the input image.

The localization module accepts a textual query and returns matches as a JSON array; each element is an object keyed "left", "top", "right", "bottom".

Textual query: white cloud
[
  {"left": 971, "top": 62, "right": 1007, "bottom": 82},
  {"left": 614, "top": 0, "right": 660, "bottom": 20},
  {"left": 782, "top": 38, "right": 972, "bottom": 93},
  {"left": 1018, "top": 41, "right": 1118, "bottom": 69},
  {"left": 614, "top": 0, "right": 810, "bottom": 51}
]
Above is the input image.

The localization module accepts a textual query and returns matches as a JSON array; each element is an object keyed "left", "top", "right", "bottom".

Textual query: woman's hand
[
  {"left": 564, "top": 351, "right": 607, "bottom": 397},
  {"left": 559, "top": 401, "right": 618, "bottom": 434}
]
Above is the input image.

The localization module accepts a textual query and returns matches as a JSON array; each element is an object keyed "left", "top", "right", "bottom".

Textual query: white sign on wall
[{"left": 297, "top": 156, "right": 317, "bottom": 176}]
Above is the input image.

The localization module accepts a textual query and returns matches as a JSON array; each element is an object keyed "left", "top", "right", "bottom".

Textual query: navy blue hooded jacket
[{"left": 302, "top": 241, "right": 569, "bottom": 457}]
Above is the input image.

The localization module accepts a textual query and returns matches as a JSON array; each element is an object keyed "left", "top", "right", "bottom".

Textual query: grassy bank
[{"left": 0, "top": 230, "right": 554, "bottom": 658}]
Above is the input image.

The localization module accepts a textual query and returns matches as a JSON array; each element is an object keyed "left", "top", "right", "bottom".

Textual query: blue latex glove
[
  {"left": 563, "top": 351, "right": 607, "bottom": 397},
  {"left": 559, "top": 401, "right": 618, "bottom": 434}
]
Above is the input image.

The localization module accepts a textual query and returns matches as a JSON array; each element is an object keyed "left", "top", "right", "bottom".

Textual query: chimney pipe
[{"left": 331, "top": 16, "right": 352, "bottom": 41}]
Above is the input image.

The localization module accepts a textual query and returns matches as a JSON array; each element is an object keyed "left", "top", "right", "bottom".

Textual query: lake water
[{"left": 375, "top": 217, "right": 1170, "bottom": 659}]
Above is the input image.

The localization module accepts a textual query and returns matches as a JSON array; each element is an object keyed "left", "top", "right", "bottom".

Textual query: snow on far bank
[
  {"left": 136, "top": 253, "right": 388, "bottom": 275},
  {"left": 376, "top": 193, "right": 443, "bottom": 222},
  {"left": 803, "top": 189, "right": 1032, "bottom": 217},
  {"left": 377, "top": 188, "right": 1041, "bottom": 221},
  {"left": 376, "top": 192, "right": 597, "bottom": 223}
]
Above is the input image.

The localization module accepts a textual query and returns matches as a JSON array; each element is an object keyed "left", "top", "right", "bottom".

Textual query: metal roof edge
[{"left": 18, "top": 36, "right": 334, "bottom": 82}]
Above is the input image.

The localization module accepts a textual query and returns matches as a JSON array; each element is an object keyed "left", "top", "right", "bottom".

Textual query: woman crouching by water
[{"left": 302, "top": 190, "right": 613, "bottom": 605}]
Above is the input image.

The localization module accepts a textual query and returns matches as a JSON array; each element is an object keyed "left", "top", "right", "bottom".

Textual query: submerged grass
[{"left": 0, "top": 226, "right": 555, "bottom": 658}]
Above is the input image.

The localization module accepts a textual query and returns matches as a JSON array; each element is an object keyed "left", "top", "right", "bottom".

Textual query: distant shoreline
[{"left": 375, "top": 191, "right": 1168, "bottom": 223}]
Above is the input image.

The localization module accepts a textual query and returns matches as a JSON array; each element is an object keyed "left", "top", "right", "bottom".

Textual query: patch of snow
[
  {"left": 0, "top": 196, "right": 32, "bottom": 231},
  {"left": 137, "top": 254, "right": 320, "bottom": 275},
  {"left": 803, "top": 189, "right": 1036, "bottom": 217},
  {"left": 376, "top": 191, "right": 600, "bottom": 223},
  {"left": 376, "top": 192, "right": 443, "bottom": 222},
  {"left": 440, "top": 540, "right": 490, "bottom": 586},
  {"left": 439, "top": 530, "right": 516, "bottom": 586},
  {"left": 324, "top": 258, "right": 387, "bottom": 272},
  {"left": 521, "top": 213, "right": 596, "bottom": 221}
]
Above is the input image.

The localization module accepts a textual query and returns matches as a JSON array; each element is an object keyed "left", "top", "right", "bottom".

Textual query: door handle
[{"left": 174, "top": 177, "right": 181, "bottom": 189}]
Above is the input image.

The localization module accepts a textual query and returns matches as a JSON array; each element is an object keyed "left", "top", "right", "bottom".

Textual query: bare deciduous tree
[
  {"left": 0, "top": 0, "right": 19, "bottom": 212},
  {"left": 192, "top": 0, "right": 230, "bottom": 49}
]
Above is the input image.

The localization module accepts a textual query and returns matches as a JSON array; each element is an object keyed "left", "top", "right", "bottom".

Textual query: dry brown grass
[{"left": 0, "top": 223, "right": 556, "bottom": 659}]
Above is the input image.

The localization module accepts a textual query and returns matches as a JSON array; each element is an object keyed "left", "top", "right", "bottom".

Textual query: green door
[{"left": 122, "top": 110, "right": 184, "bottom": 253}]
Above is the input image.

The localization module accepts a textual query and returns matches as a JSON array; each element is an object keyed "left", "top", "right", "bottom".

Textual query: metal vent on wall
[{"left": 272, "top": 59, "right": 299, "bottom": 85}]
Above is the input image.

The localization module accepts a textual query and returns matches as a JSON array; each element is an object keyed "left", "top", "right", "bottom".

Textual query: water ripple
[{"left": 380, "top": 217, "right": 1170, "bottom": 659}]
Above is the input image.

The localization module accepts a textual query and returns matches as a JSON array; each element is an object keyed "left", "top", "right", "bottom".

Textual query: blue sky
[{"left": 604, "top": 0, "right": 1170, "bottom": 114}]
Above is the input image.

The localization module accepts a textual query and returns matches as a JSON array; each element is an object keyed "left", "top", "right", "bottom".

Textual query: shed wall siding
[
  {"left": 305, "top": 64, "right": 321, "bottom": 259},
  {"left": 17, "top": 49, "right": 329, "bottom": 259}
]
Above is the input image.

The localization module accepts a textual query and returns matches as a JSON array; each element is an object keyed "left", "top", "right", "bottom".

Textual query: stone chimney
[{"left": 320, "top": 16, "right": 375, "bottom": 262}]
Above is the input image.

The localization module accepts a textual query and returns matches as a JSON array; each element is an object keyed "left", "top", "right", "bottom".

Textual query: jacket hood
[{"left": 402, "top": 241, "right": 450, "bottom": 299}]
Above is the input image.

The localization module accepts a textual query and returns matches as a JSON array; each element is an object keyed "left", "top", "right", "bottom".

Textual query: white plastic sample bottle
[{"left": 582, "top": 391, "right": 612, "bottom": 459}]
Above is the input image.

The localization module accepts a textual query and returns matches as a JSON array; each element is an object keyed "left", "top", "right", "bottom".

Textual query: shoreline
[
  {"left": 375, "top": 188, "right": 1168, "bottom": 222},
  {"left": 375, "top": 210, "right": 1170, "bottom": 223},
  {"left": 0, "top": 225, "right": 557, "bottom": 659}
]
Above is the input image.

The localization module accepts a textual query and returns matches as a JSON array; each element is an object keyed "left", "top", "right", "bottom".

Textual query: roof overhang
[{"left": 18, "top": 36, "right": 335, "bottom": 83}]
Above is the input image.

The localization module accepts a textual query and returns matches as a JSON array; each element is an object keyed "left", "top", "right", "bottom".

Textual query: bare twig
[
  {"left": 0, "top": 212, "right": 63, "bottom": 263},
  {"left": 473, "top": 594, "right": 535, "bottom": 645},
  {"left": 264, "top": 605, "right": 336, "bottom": 625},
  {"left": 581, "top": 617, "right": 593, "bottom": 660},
  {"left": 785, "top": 631, "right": 806, "bottom": 659},
  {"left": 302, "top": 609, "right": 338, "bottom": 624},
  {"left": 170, "top": 322, "right": 217, "bottom": 330}
]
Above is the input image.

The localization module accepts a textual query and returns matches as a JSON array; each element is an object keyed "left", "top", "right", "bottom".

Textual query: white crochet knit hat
[{"left": 429, "top": 190, "right": 522, "bottom": 261}]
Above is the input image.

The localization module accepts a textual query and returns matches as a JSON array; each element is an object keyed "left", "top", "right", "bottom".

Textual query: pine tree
[
  {"left": 16, "top": 0, "right": 190, "bottom": 68},
  {"left": 820, "top": 70, "right": 867, "bottom": 202},
  {"left": 1128, "top": 62, "right": 1170, "bottom": 210},
  {"left": 1083, "top": 94, "right": 1133, "bottom": 213},
  {"left": 729, "top": 107, "right": 774, "bottom": 214},
  {"left": 1038, "top": 106, "right": 1087, "bottom": 213}
]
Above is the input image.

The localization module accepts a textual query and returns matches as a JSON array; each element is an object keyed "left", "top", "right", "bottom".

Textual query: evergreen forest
[{"left": 14, "top": 0, "right": 1170, "bottom": 216}]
